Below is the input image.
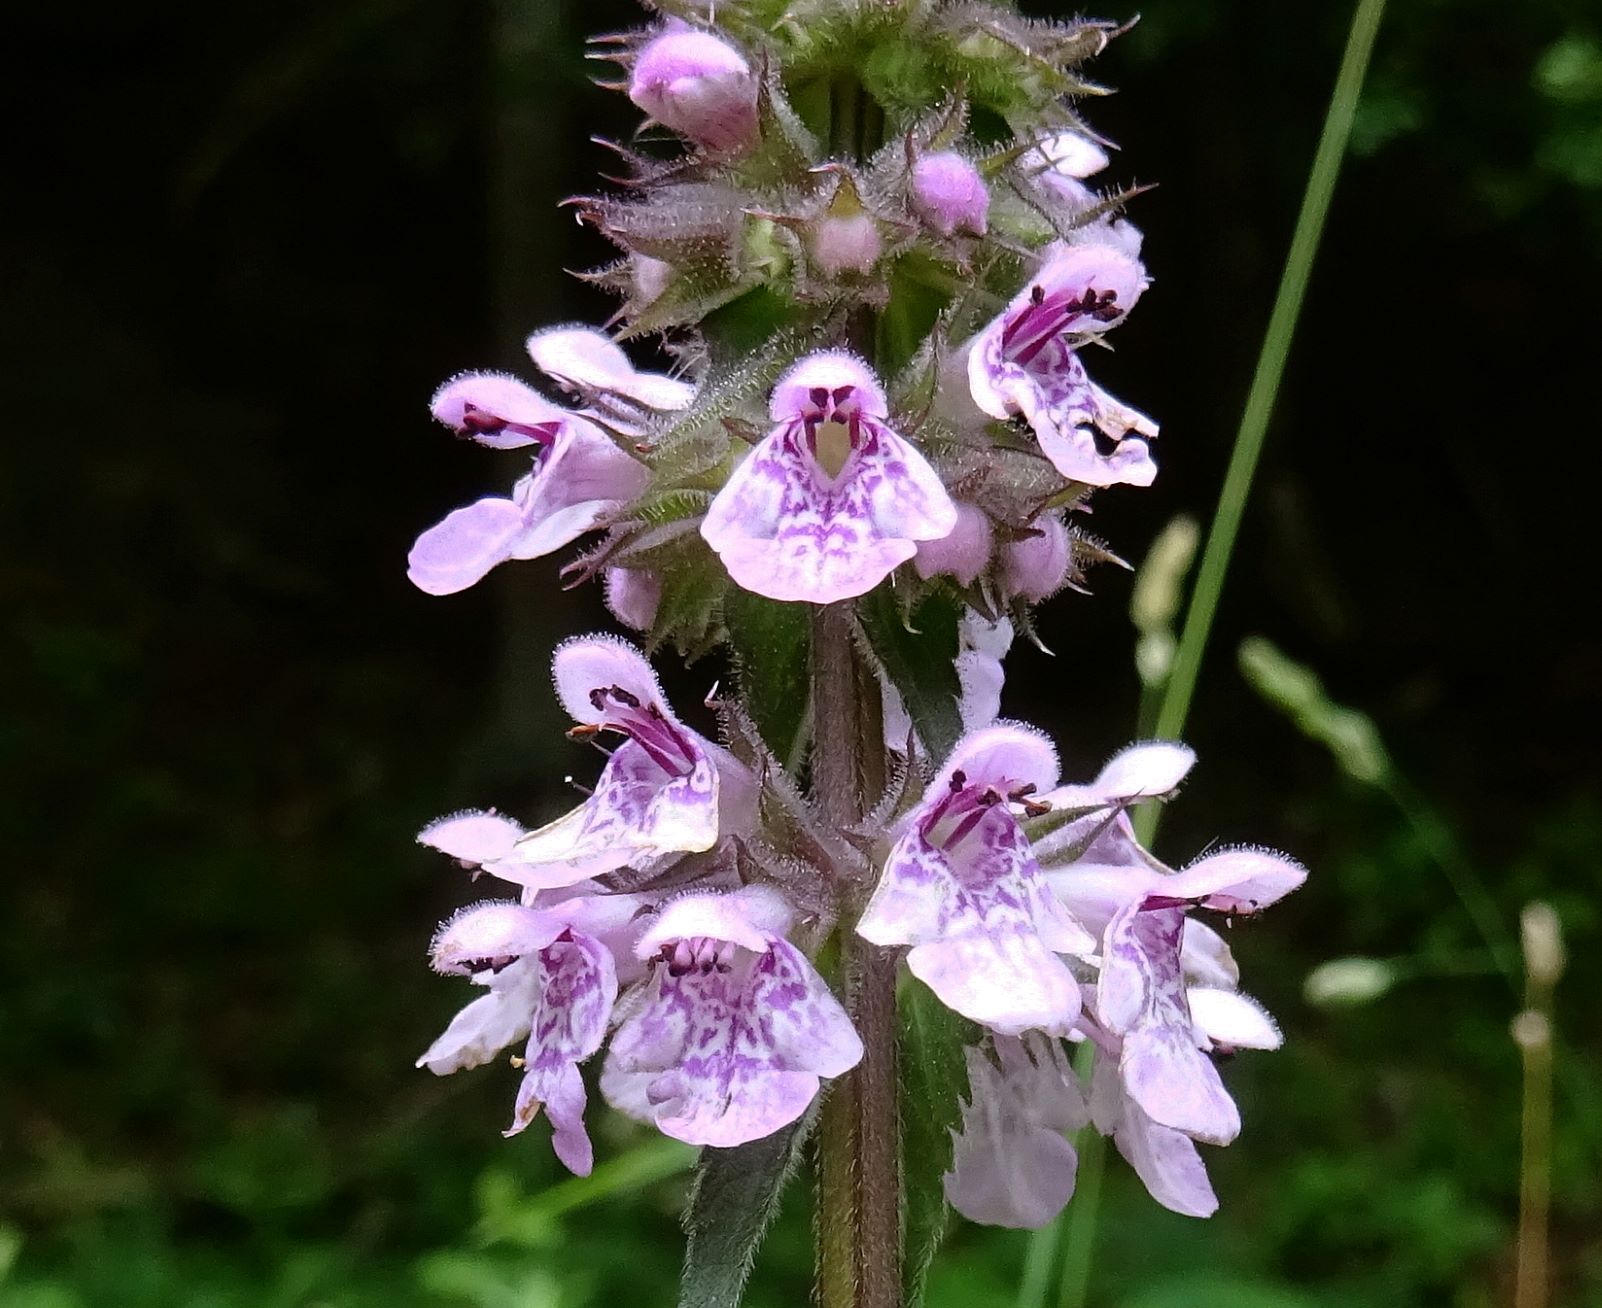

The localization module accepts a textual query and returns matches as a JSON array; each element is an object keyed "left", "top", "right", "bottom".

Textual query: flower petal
[
  {"left": 417, "top": 810, "right": 526, "bottom": 865},
  {"left": 407, "top": 497, "right": 526, "bottom": 595},
  {"left": 1188, "top": 987, "right": 1282, "bottom": 1051},
  {"left": 944, "top": 1036, "right": 1084, "bottom": 1229},
  {"left": 430, "top": 372, "right": 566, "bottom": 448},
  {"left": 1093, "top": 741, "right": 1196, "bottom": 800},
  {"left": 1163, "top": 846, "right": 1308, "bottom": 913},
  {"left": 526, "top": 325, "right": 694, "bottom": 411}
]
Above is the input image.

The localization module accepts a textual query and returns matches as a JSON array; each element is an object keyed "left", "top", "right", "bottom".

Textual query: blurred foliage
[{"left": 3, "top": 0, "right": 1600, "bottom": 1305}]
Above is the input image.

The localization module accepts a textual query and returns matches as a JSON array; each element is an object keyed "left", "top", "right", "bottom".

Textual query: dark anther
[
  {"left": 607, "top": 685, "right": 642, "bottom": 709},
  {"left": 461, "top": 406, "right": 507, "bottom": 435},
  {"left": 1030, "top": 284, "right": 1046, "bottom": 305},
  {"left": 980, "top": 787, "right": 1002, "bottom": 806},
  {"left": 948, "top": 769, "right": 968, "bottom": 792},
  {"left": 1010, "top": 783, "right": 1038, "bottom": 800},
  {"left": 809, "top": 386, "right": 830, "bottom": 408},
  {"left": 831, "top": 385, "right": 854, "bottom": 405},
  {"left": 588, "top": 688, "right": 608, "bottom": 711}
]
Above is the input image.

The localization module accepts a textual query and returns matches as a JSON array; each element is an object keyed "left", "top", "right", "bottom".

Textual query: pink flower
[
  {"left": 944, "top": 1033, "right": 1087, "bottom": 1228},
  {"left": 501, "top": 636, "right": 756, "bottom": 887},
  {"left": 966, "top": 244, "right": 1160, "bottom": 488},
  {"left": 601, "top": 886, "right": 862, "bottom": 1147},
  {"left": 409, "top": 328, "right": 688, "bottom": 596},
  {"left": 910, "top": 152, "right": 990, "bottom": 237},
  {"left": 701, "top": 352, "right": 957, "bottom": 603},
  {"left": 913, "top": 501, "right": 993, "bottom": 586},
  {"left": 997, "top": 512, "right": 1071, "bottom": 602},
  {"left": 629, "top": 26, "right": 760, "bottom": 154},
  {"left": 417, "top": 891, "right": 648, "bottom": 1176},
  {"left": 856, "top": 725, "right": 1094, "bottom": 1035},
  {"left": 1029, "top": 131, "right": 1144, "bottom": 257}
]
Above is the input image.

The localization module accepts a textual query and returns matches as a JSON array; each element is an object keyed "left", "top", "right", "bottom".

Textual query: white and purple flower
[
  {"left": 408, "top": 328, "right": 688, "bottom": 596},
  {"left": 944, "top": 1032, "right": 1088, "bottom": 1228},
  {"left": 856, "top": 725, "right": 1094, "bottom": 1035},
  {"left": 602, "top": 885, "right": 863, "bottom": 1147},
  {"left": 701, "top": 351, "right": 958, "bottom": 603},
  {"left": 966, "top": 243, "right": 1160, "bottom": 488},
  {"left": 504, "top": 636, "right": 756, "bottom": 887},
  {"left": 417, "top": 890, "right": 649, "bottom": 1176}
]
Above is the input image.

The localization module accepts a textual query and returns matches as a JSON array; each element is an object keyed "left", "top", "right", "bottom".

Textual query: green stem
[
  {"left": 1053, "top": 1043, "right": 1106, "bottom": 1308},
  {"left": 813, "top": 603, "right": 899, "bottom": 1308},
  {"left": 1150, "top": 0, "right": 1390, "bottom": 757}
]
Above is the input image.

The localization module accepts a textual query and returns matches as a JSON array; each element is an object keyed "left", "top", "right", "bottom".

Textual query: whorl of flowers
[{"left": 406, "top": 0, "right": 1306, "bottom": 1281}]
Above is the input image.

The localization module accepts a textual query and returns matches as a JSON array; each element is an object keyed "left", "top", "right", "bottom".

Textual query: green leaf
[
  {"left": 858, "top": 588, "right": 963, "bottom": 764},
  {"left": 679, "top": 1112, "right": 815, "bottom": 1308},
  {"left": 900, "top": 976, "right": 977, "bottom": 1306},
  {"left": 724, "top": 588, "right": 812, "bottom": 766}
]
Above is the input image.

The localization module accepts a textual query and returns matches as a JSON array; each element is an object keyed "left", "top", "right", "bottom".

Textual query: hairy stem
[{"left": 812, "top": 602, "right": 900, "bottom": 1308}]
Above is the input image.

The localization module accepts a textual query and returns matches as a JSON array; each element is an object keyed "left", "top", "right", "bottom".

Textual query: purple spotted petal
[
  {"left": 602, "top": 906, "right": 861, "bottom": 1147},
  {"left": 507, "top": 737, "right": 720, "bottom": 885},
  {"left": 966, "top": 244, "right": 1158, "bottom": 488},
  {"left": 502, "top": 930, "right": 617, "bottom": 1176},
  {"left": 859, "top": 726, "right": 1093, "bottom": 1035},
  {"left": 416, "top": 960, "right": 540, "bottom": 1075},
  {"left": 1091, "top": 1056, "right": 1218, "bottom": 1218},
  {"left": 944, "top": 1034, "right": 1086, "bottom": 1228},
  {"left": 503, "top": 637, "right": 746, "bottom": 885},
  {"left": 702, "top": 352, "right": 957, "bottom": 604},
  {"left": 1098, "top": 900, "right": 1238, "bottom": 1144}
]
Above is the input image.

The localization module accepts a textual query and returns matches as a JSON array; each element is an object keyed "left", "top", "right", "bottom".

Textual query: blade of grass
[{"left": 1146, "top": 0, "right": 1391, "bottom": 793}]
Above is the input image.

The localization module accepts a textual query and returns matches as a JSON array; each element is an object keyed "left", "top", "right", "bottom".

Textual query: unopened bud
[
  {"left": 629, "top": 27, "right": 759, "bottom": 154},
  {"left": 998, "top": 514, "right": 1070, "bottom": 603},
  {"left": 604, "top": 568, "right": 662, "bottom": 633},
  {"left": 910, "top": 152, "right": 989, "bottom": 237},
  {"left": 914, "top": 503, "right": 993, "bottom": 585},
  {"left": 1520, "top": 901, "right": 1565, "bottom": 988},
  {"left": 808, "top": 214, "right": 881, "bottom": 277},
  {"left": 1304, "top": 956, "right": 1395, "bottom": 1007}
]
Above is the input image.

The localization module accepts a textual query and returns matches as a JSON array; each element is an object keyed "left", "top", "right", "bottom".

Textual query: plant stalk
[
  {"left": 813, "top": 602, "right": 900, "bottom": 1308},
  {"left": 1150, "top": 0, "right": 1390, "bottom": 754}
]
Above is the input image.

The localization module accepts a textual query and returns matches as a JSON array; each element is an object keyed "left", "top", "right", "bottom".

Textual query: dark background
[{"left": 4, "top": 1, "right": 1600, "bottom": 1304}]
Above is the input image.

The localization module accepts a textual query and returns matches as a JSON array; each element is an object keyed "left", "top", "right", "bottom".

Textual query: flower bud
[
  {"left": 910, "top": 152, "right": 989, "bottom": 236},
  {"left": 998, "top": 514, "right": 1070, "bottom": 602},
  {"left": 628, "top": 27, "right": 759, "bottom": 154},
  {"left": 808, "top": 213, "right": 881, "bottom": 277},
  {"left": 1303, "top": 957, "right": 1395, "bottom": 1008},
  {"left": 914, "top": 502, "right": 993, "bottom": 585},
  {"left": 604, "top": 567, "right": 661, "bottom": 632}
]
